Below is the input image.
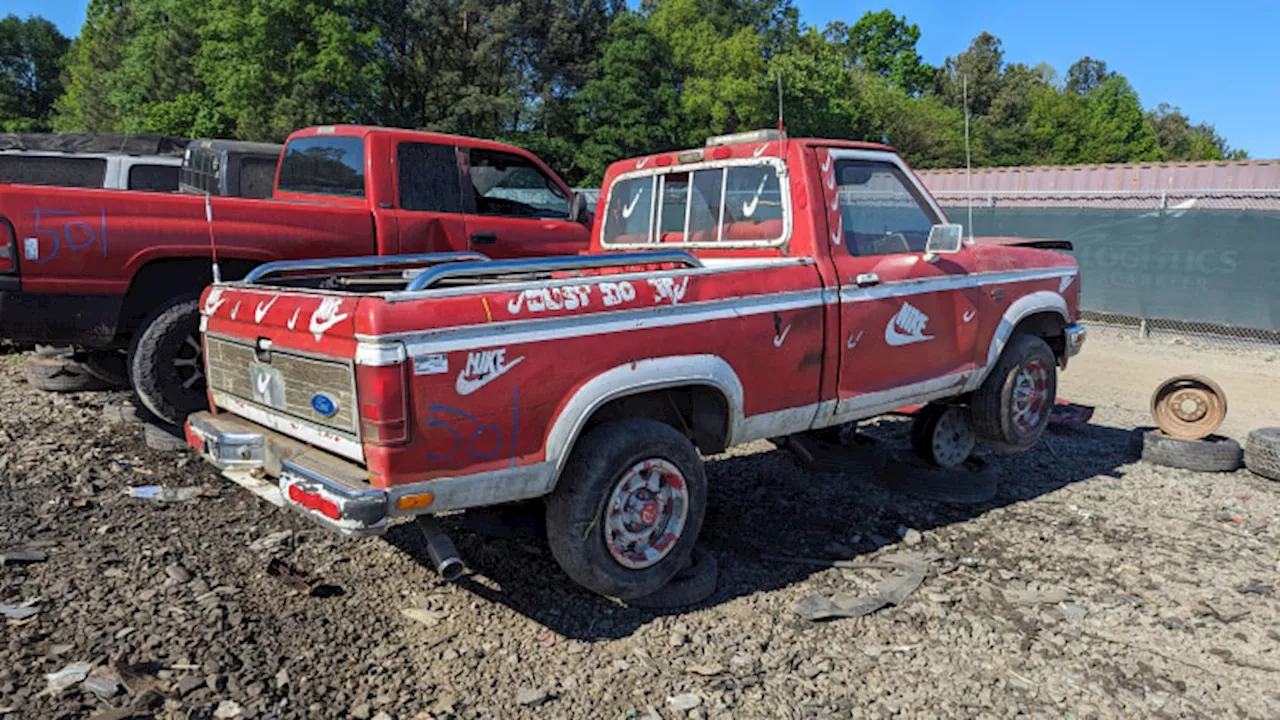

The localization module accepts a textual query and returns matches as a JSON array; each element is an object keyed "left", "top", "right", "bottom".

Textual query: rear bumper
[
  {"left": 186, "top": 411, "right": 388, "bottom": 536},
  {"left": 0, "top": 288, "right": 122, "bottom": 346},
  {"left": 186, "top": 410, "right": 552, "bottom": 537}
]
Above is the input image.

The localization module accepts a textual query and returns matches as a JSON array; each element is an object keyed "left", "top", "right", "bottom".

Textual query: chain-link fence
[{"left": 933, "top": 189, "right": 1280, "bottom": 349}]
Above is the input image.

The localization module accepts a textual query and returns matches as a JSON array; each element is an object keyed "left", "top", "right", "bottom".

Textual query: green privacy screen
[{"left": 942, "top": 205, "right": 1280, "bottom": 333}]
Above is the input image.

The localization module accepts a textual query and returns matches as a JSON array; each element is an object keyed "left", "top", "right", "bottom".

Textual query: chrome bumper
[
  {"left": 1064, "top": 322, "right": 1087, "bottom": 359},
  {"left": 186, "top": 411, "right": 388, "bottom": 537}
]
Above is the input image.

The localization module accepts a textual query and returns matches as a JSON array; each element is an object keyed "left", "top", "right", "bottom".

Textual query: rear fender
[{"left": 543, "top": 355, "right": 744, "bottom": 489}]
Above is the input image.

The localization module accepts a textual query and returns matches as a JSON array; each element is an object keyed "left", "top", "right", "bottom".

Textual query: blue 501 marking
[
  {"left": 424, "top": 388, "right": 519, "bottom": 467},
  {"left": 28, "top": 209, "right": 107, "bottom": 264}
]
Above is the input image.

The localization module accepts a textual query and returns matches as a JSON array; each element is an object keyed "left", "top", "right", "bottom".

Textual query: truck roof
[
  {"left": 285, "top": 124, "right": 547, "bottom": 156},
  {"left": 604, "top": 132, "right": 899, "bottom": 180}
]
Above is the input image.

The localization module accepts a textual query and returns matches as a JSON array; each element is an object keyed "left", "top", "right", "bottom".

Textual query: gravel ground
[{"left": 2, "top": 341, "right": 1279, "bottom": 720}]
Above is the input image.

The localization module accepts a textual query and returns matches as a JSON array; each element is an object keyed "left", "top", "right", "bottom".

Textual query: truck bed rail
[
  {"left": 241, "top": 252, "right": 490, "bottom": 285},
  {"left": 401, "top": 250, "right": 703, "bottom": 293}
]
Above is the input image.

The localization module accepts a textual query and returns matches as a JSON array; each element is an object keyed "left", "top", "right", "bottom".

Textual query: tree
[
  {"left": 935, "top": 31, "right": 1004, "bottom": 116},
  {"left": 573, "top": 11, "right": 683, "bottom": 183},
  {"left": 1079, "top": 75, "right": 1160, "bottom": 163},
  {"left": 54, "top": 0, "right": 134, "bottom": 132},
  {"left": 0, "top": 14, "right": 69, "bottom": 131},
  {"left": 1149, "top": 103, "right": 1245, "bottom": 161},
  {"left": 1065, "top": 56, "right": 1115, "bottom": 95},
  {"left": 839, "top": 10, "right": 932, "bottom": 95}
]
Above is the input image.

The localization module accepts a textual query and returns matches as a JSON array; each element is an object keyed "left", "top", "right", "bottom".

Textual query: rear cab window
[
  {"left": 602, "top": 158, "right": 789, "bottom": 248},
  {"left": 128, "top": 163, "right": 180, "bottom": 192},
  {"left": 277, "top": 136, "right": 366, "bottom": 198}
]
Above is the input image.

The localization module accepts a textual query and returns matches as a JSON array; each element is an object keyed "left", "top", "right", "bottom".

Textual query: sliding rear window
[
  {"left": 276, "top": 136, "right": 366, "bottom": 198},
  {"left": 602, "top": 159, "right": 788, "bottom": 247}
]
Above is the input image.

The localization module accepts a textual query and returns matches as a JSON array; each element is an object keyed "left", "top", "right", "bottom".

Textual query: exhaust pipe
[{"left": 415, "top": 515, "right": 465, "bottom": 582}]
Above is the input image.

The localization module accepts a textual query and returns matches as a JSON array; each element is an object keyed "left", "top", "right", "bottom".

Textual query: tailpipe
[{"left": 415, "top": 515, "right": 465, "bottom": 582}]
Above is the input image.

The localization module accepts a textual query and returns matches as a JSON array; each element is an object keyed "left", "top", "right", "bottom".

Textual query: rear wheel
[
  {"left": 970, "top": 334, "right": 1057, "bottom": 452},
  {"left": 128, "top": 296, "right": 205, "bottom": 426},
  {"left": 545, "top": 418, "right": 706, "bottom": 600}
]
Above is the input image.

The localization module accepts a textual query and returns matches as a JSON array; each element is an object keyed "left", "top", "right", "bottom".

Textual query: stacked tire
[
  {"left": 1244, "top": 428, "right": 1280, "bottom": 482},
  {"left": 23, "top": 346, "right": 111, "bottom": 392}
]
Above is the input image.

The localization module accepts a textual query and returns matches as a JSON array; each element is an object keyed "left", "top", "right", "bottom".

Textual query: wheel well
[
  {"left": 1012, "top": 311, "right": 1067, "bottom": 358},
  {"left": 580, "top": 385, "right": 731, "bottom": 455},
  {"left": 115, "top": 257, "right": 259, "bottom": 345}
]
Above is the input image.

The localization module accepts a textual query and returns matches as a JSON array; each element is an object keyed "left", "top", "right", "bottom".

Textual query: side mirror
[{"left": 925, "top": 223, "right": 964, "bottom": 256}]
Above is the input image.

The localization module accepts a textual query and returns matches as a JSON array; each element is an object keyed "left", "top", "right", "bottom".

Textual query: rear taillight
[
  {"left": 287, "top": 484, "right": 341, "bottom": 520},
  {"left": 356, "top": 362, "right": 410, "bottom": 445},
  {"left": 0, "top": 218, "right": 16, "bottom": 274}
]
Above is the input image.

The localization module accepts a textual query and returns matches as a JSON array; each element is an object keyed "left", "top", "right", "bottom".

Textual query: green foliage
[
  {"left": 0, "top": 0, "right": 1239, "bottom": 183},
  {"left": 0, "top": 14, "right": 71, "bottom": 131}
]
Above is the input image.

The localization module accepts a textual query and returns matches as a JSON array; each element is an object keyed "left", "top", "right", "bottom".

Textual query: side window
[
  {"left": 836, "top": 160, "right": 938, "bottom": 256},
  {"left": 397, "top": 142, "right": 462, "bottom": 213},
  {"left": 237, "top": 157, "right": 277, "bottom": 198},
  {"left": 128, "top": 164, "right": 179, "bottom": 192},
  {"left": 467, "top": 149, "right": 568, "bottom": 219}
]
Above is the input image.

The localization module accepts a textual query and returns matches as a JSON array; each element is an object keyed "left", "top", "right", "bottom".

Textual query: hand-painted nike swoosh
[
  {"left": 230, "top": 301, "right": 241, "bottom": 320},
  {"left": 622, "top": 192, "right": 642, "bottom": 219},
  {"left": 455, "top": 356, "right": 524, "bottom": 396},
  {"left": 254, "top": 296, "right": 279, "bottom": 324},
  {"left": 821, "top": 155, "right": 832, "bottom": 173},
  {"left": 287, "top": 307, "right": 300, "bottom": 330},
  {"left": 831, "top": 217, "right": 842, "bottom": 245},
  {"left": 635, "top": 157, "right": 649, "bottom": 169},
  {"left": 830, "top": 195, "right": 839, "bottom": 212},
  {"left": 962, "top": 309, "right": 976, "bottom": 323},
  {"left": 753, "top": 143, "right": 770, "bottom": 157},
  {"left": 254, "top": 372, "right": 272, "bottom": 396},
  {"left": 884, "top": 321, "right": 934, "bottom": 347},
  {"left": 846, "top": 329, "right": 863, "bottom": 350},
  {"left": 772, "top": 324, "right": 792, "bottom": 348}
]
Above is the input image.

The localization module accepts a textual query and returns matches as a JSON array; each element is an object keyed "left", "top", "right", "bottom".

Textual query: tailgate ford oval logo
[{"left": 310, "top": 394, "right": 338, "bottom": 417}]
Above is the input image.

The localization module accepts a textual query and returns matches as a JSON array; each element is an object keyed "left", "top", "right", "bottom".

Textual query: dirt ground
[{"left": 1, "top": 334, "right": 1278, "bottom": 720}]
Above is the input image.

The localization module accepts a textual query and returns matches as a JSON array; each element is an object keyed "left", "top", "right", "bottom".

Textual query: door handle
[
  {"left": 854, "top": 273, "right": 880, "bottom": 287},
  {"left": 471, "top": 232, "right": 497, "bottom": 245}
]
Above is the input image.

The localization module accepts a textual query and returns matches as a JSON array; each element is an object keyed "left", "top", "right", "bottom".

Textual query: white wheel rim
[
  {"left": 604, "top": 458, "right": 689, "bottom": 570},
  {"left": 932, "top": 407, "right": 975, "bottom": 468}
]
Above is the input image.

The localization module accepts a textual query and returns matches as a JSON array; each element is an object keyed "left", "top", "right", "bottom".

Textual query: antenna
[
  {"left": 963, "top": 74, "right": 973, "bottom": 244},
  {"left": 205, "top": 194, "right": 221, "bottom": 283},
  {"left": 776, "top": 71, "right": 785, "bottom": 135}
]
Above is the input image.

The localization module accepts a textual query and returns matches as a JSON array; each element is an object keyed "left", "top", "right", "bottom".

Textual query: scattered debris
[
  {"left": 248, "top": 530, "right": 293, "bottom": 554},
  {"left": 667, "top": 693, "right": 702, "bottom": 712},
  {"left": 214, "top": 700, "right": 244, "bottom": 718},
  {"left": 1049, "top": 402, "right": 1095, "bottom": 426},
  {"left": 0, "top": 547, "right": 48, "bottom": 565},
  {"left": 82, "top": 676, "right": 120, "bottom": 700},
  {"left": 794, "top": 554, "right": 928, "bottom": 621},
  {"left": 266, "top": 558, "right": 336, "bottom": 596},
  {"left": 44, "top": 662, "right": 94, "bottom": 695},
  {"left": 400, "top": 608, "right": 447, "bottom": 627},
  {"left": 686, "top": 663, "right": 724, "bottom": 677},
  {"left": 0, "top": 604, "right": 38, "bottom": 621},
  {"left": 1004, "top": 588, "right": 1070, "bottom": 605},
  {"left": 515, "top": 687, "right": 552, "bottom": 707},
  {"left": 128, "top": 485, "right": 206, "bottom": 502},
  {"left": 1237, "top": 582, "right": 1273, "bottom": 596},
  {"left": 164, "top": 563, "right": 193, "bottom": 584}
]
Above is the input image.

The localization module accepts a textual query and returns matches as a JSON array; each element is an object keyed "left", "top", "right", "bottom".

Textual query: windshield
[{"left": 276, "top": 136, "right": 366, "bottom": 198}]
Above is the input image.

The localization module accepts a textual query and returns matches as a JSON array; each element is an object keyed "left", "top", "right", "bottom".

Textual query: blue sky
[{"left": 9, "top": 0, "right": 1278, "bottom": 158}]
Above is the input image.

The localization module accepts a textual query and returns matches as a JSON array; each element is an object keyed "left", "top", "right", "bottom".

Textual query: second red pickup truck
[
  {"left": 0, "top": 125, "right": 591, "bottom": 423},
  {"left": 186, "top": 130, "right": 1086, "bottom": 602}
]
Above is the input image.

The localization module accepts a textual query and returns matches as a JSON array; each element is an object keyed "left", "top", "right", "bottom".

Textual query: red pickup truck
[
  {"left": 0, "top": 125, "right": 591, "bottom": 423},
  {"left": 185, "top": 130, "right": 1086, "bottom": 600}
]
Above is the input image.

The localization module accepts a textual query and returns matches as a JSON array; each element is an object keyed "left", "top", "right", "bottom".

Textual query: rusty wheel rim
[{"left": 1150, "top": 375, "right": 1227, "bottom": 441}]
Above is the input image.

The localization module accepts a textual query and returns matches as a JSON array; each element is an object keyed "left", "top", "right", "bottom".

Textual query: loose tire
[
  {"left": 970, "top": 334, "right": 1057, "bottom": 452},
  {"left": 23, "top": 353, "right": 108, "bottom": 392},
  {"left": 128, "top": 296, "right": 206, "bottom": 427},
  {"left": 82, "top": 349, "right": 130, "bottom": 388},
  {"left": 1244, "top": 428, "right": 1280, "bottom": 481},
  {"left": 545, "top": 418, "right": 707, "bottom": 600},
  {"left": 1137, "top": 430, "right": 1241, "bottom": 473},
  {"left": 911, "top": 404, "right": 976, "bottom": 468},
  {"left": 625, "top": 547, "right": 718, "bottom": 609}
]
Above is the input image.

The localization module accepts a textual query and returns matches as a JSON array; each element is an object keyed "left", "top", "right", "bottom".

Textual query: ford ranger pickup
[
  {"left": 185, "top": 129, "right": 1086, "bottom": 600},
  {"left": 0, "top": 125, "right": 592, "bottom": 424}
]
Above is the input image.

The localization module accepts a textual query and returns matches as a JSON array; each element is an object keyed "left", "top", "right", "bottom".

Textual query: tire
[
  {"left": 545, "top": 418, "right": 707, "bottom": 600},
  {"left": 970, "top": 334, "right": 1057, "bottom": 452},
  {"left": 1138, "top": 430, "right": 1241, "bottom": 472},
  {"left": 128, "top": 296, "right": 206, "bottom": 427},
  {"left": 625, "top": 547, "right": 718, "bottom": 609},
  {"left": 144, "top": 422, "right": 189, "bottom": 452},
  {"left": 911, "top": 404, "right": 976, "bottom": 468},
  {"left": 1243, "top": 428, "right": 1280, "bottom": 481},
  {"left": 881, "top": 453, "right": 999, "bottom": 504},
  {"left": 23, "top": 354, "right": 109, "bottom": 392},
  {"left": 82, "top": 349, "right": 130, "bottom": 388}
]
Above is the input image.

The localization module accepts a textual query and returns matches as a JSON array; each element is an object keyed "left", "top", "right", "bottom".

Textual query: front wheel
[
  {"left": 545, "top": 418, "right": 707, "bottom": 600},
  {"left": 969, "top": 333, "right": 1057, "bottom": 452}
]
